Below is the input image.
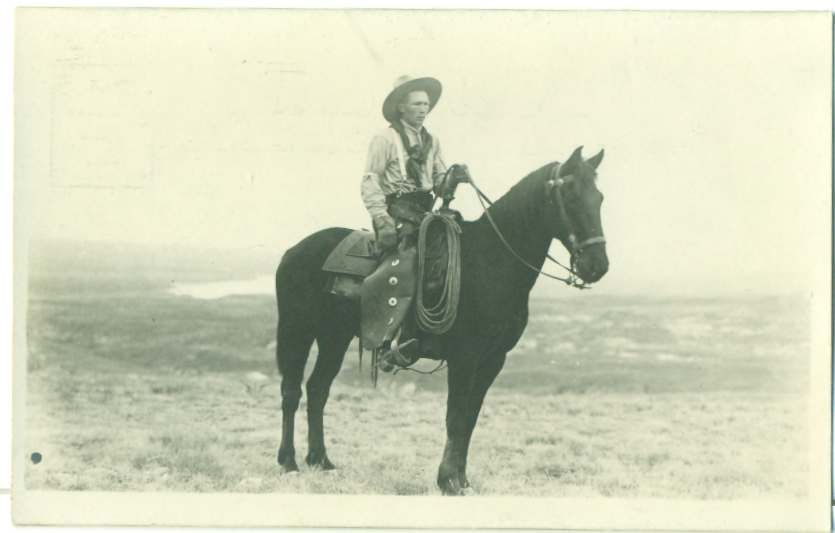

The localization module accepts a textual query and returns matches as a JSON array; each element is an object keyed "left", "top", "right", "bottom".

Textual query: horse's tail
[
  {"left": 273, "top": 226, "right": 355, "bottom": 378},
  {"left": 274, "top": 260, "right": 284, "bottom": 374},
  {"left": 274, "top": 257, "right": 289, "bottom": 376},
  {"left": 274, "top": 245, "right": 314, "bottom": 378}
]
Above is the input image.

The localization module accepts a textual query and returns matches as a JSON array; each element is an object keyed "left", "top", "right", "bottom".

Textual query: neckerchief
[{"left": 390, "top": 120, "right": 433, "bottom": 188}]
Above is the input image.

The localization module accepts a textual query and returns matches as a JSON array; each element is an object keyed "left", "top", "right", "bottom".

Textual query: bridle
[
  {"left": 544, "top": 164, "right": 607, "bottom": 278},
  {"left": 456, "top": 163, "right": 605, "bottom": 289}
]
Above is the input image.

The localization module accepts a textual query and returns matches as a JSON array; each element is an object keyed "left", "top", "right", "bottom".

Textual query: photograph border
[{"left": 10, "top": 7, "right": 833, "bottom": 530}]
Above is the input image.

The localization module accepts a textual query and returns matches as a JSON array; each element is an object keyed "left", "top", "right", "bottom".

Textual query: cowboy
[{"left": 360, "top": 75, "right": 469, "bottom": 371}]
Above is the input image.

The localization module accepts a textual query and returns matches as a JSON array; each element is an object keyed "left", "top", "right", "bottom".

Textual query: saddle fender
[{"left": 359, "top": 246, "right": 418, "bottom": 349}]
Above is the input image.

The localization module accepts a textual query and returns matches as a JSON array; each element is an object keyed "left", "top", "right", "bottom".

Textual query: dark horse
[{"left": 275, "top": 146, "right": 609, "bottom": 495}]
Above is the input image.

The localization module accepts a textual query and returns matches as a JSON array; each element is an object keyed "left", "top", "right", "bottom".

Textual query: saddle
[
  {"left": 321, "top": 230, "right": 378, "bottom": 298},
  {"left": 322, "top": 230, "right": 419, "bottom": 348},
  {"left": 323, "top": 208, "right": 459, "bottom": 352}
]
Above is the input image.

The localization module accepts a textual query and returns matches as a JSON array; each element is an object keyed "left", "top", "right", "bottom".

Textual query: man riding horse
[{"left": 360, "top": 75, "right": 469, "bottom": 371}]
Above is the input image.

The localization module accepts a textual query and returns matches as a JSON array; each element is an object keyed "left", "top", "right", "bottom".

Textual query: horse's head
[{"left": 545, "top": 146, "right": 609, "bottom": 285}]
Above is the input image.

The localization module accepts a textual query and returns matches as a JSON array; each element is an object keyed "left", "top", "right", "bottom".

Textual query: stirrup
[{"left": 378, "top": 338, "right": 420, "bottom": 373}]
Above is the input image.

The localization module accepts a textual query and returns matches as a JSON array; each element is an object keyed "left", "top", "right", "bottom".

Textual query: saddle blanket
[{"left": 322, "top": 230, "right": 378, "bottom": 277}]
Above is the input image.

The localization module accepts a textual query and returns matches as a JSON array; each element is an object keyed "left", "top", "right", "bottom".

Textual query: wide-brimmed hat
[{"left": 382, "top": 75, "right": 442, "bottom": 123}]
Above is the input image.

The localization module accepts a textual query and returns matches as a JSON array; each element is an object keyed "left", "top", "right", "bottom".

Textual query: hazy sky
[{"left": 15, "top": 9, "right": 831, "bottom": 294}]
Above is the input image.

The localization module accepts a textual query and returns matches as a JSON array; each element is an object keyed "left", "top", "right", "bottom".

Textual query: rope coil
[{"left": 415, "top": 213, "right": 462, "bottom": 334}]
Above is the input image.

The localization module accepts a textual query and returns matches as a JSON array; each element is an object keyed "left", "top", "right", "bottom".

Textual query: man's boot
[{"left": 378, "top": 338, "right": 421, "bottom": 372}]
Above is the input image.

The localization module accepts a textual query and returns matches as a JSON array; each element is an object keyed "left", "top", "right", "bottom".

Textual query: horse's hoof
[
  {"left": 440, "top": 479, "right": 464, "bottom": 495},
  {"left": 438, "top": 474, "right": 464, "bottom": 496},
  {"left": 278, "top": 449, "right": 299, "bottom": 473},
  {"left": 312, "top": 459, "right": 336, "bottom": 471},
  {"left": 459, "top": 473, "right": 470, "bottom": 489},
  {"left": 305, "top": 453, "right": 336, "bottom": 471}
]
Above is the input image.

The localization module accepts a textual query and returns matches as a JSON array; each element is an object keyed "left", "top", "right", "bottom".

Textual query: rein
[{"left": 459, "top": 164, "right": 602, "bottom": 289}]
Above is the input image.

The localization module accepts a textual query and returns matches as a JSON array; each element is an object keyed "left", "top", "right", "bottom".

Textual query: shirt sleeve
[
  {"left": 431, "top": 135, "right": 449, "bottom": 193},
  {"left": 361, "top": 134, "right": 392, "bottom": 219}
]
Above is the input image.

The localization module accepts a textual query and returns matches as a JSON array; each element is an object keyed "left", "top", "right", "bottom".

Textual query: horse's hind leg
[
  {"left": 304, "top": 326, "right": 353, "bottom": 470},
  {"left": 276, "top": 319, "right": 315, "bottom": 473}
]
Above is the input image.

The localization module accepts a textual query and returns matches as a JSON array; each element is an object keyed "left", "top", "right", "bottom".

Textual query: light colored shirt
[{"left": 361, "top": 120, "right": 447, "bottom": 218}]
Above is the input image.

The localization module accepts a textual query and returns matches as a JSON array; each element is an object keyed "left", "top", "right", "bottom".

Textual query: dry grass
[
  {"left": 25, "top": 367, "right": 808, "bottom": 498},
  {"left": 23, "top": 242, "right": 812, "bottom": 497}
]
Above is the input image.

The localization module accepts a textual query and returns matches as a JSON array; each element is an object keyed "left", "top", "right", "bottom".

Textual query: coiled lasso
[{"left": 415, "top": 212, "right": 462, "bottom": 334}]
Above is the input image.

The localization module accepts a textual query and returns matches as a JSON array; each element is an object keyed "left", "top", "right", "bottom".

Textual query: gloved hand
[
  {"left": 452, "top": 164, "right": 471, "bottom": 184},
  {"left": 373, "top": 214, "right": 398, "bottom": 253},
  {"left": 438, "top": 164, "right": 470, "bottom": 202}
]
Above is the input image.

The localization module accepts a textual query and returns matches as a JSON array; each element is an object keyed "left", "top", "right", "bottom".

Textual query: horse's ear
[
  {"left": 560, "top": 146, "right": 583, "bottom": 177},
  {"left": 587, "top": 149, "right": 604, "bottom": 171}
]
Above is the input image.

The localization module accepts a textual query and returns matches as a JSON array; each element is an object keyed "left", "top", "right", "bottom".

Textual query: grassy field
[{"left": 22, "top": 241, "right": 811, "bottom": 497}]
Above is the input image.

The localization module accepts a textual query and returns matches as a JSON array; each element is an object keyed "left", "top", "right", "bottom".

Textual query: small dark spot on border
[{"left": 31, "top": 452, "right": 42, "bottom": 464}]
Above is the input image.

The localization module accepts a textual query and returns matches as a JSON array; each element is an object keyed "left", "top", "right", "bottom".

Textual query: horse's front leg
[
  {"left": 458, "top": 351, "right": 507, "bottom": 489},
  {"left": 437, "top": 354, "right": 478, "bottom": 495}
]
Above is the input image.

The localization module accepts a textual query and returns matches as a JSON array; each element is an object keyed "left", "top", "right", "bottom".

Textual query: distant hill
[
  {"left": 27, "top": 239, "right": 284, "bottom": 286},
  {"left": 23, "top": 238, "right": 812, "bottom": 300}
]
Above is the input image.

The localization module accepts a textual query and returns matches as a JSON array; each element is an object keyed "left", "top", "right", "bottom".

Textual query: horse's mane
[{"left": 483, "top": 161, "right": 558, "bottom": 226}]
